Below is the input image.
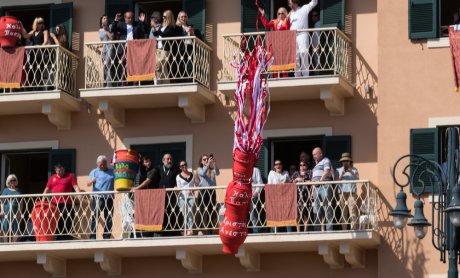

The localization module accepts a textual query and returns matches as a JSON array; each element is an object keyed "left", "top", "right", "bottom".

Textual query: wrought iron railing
[
  {"left": 221, "top": 27, "right": 352, "bottom": 82},
  {"left": 84, "top": 37, "right": 211, "bottom": 89},
  {"left": 0, "top": 45, "right": 78, "bottom": 96},
  {"left": 0, "top": 180, "right": 376, "bottom": 243}
]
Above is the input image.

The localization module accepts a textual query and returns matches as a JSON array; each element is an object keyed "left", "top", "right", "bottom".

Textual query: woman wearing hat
[{"left": 337, "top": 153, "right": 359, "bottom": 230}]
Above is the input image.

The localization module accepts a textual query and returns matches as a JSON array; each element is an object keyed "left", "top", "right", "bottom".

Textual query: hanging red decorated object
[
  {"left": 0, "top": 16, "right": 23, "bottom": 48},
  {"left": 219, "top": 26, "right": 272, "bottom": 254}
]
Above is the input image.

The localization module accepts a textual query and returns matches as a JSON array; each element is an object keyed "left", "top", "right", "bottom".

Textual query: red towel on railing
[
  {"left": 449, "top": 27, "right": 460, "bottom": 91},
  {"left": 134, "top": 188, "right": 165, "bottom": 231},
  {"left": 265, "top": 183, "right": 297, "bottom": 226},
  {"left": 127, "top": 39, "right": 156, "bottom": 82},
  {"left": 0, "top": 46, "right": 24, "bottom": 88},
  {"left": 265, "top": 30, "right": 296, "bottom": 72}
]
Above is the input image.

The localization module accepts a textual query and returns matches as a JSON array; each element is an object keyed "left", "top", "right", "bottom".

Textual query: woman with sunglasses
[
  {"left": 268, "top": 160, "right": 291, "bottom": 184},
  {"left": 196, "top": 154, "right": 220, "bottom": 235},
  {"left": 176, "top": 160, "right": 195, "bottom": 236},
  {"left": 292, "top": 161, "right": 312, "bottom": 232},
  {"left": 0, "top": 174, "right": 21, "bottom": 242},
  {"left": 258, "top": 7, "right": 290, "bottom": 31}
]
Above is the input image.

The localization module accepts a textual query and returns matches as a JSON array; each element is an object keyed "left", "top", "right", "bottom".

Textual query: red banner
[{"left": 449, "top": 27, "right": 460, "bottom": 91}]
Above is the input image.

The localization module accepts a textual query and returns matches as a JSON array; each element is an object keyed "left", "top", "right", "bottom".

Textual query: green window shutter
[
  {"left": 408, "top": 0, "right": 439, "bottom": 39},
  {"left": 48, "top": 149, "right": 77, "bottom": 179},
  {"left": 183, "top": 0, "right": 206, "bottom": 40},
  {"left": 320, "top": 0, "right": 345, "bottom": 30},
  {"left": 410, "top": 128, "right": 439, "bottom": 193},
  {"left": 105, "top": 0, "right": 134, "bottom": 23},
  {"left": 131, "top": 143, "right": 186, "bottom": 167},
  {"left": 0, "top": 8, "right": 4, "bottom": 16},
  {"left": 50, "top": 3, "right": 73, "bottom": 49},
  {"left": 322, "top": 135, "right": 352, "bottom": 170},
  {"left": 256, "top": 139, "right": 269, "bottom": 183},
  {"left": 241, "top": 0, "right": 267, "bottom": 33}
]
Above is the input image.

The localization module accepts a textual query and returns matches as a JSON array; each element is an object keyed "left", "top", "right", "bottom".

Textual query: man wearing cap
[{"left": 337, "top": 153, "right": 359, "bottom": 230}]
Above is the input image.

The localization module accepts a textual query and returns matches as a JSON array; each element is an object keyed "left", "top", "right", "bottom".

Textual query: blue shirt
[{"left": 89, "top": 168, "right": 114, "bottom": 197}]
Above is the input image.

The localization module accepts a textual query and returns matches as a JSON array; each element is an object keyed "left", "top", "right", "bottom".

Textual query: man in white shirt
[{"left": 288, "top": 0, "right": 318, "bottom": 77}]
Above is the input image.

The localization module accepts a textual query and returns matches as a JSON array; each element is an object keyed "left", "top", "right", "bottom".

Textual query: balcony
[
  {"left": 0, "top": 46, "right": 80, "bottom": 130},
  {"left": 218, "top": 28, "right": 354, "bottom": 115},
  {"left": 0, "top": 180, "right": 379, "bottom": 275},
  {"left": 81, "top": 37, "right": 214, "bottom": 125}
]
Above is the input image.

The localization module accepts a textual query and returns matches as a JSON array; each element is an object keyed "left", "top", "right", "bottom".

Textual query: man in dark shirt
[
  {"left": 110, "top": 11, "right": 148, "bottom": 40},
  {"left": 134, "top": 156, "right": 158, "bottom": 190},
  {"left": 157, "top": 153, "right": 179, "bottom": 188},
  {"left": 157, "top": 153, "right": 180, "bottom": 235}
]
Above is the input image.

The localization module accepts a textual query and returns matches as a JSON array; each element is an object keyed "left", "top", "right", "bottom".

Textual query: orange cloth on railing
[
  {"left": 134, "top": 188, "right": 165, "bottom": 231},
  {"left": 265, "top": 30, "right": 296, "bottom": 72},
  {"left": 0, "top": 46, "right": 24, "bottom": 88},
  {"left": 265, "top": 183, "right": 297, "bottom": 226},
  {"left": 449, "top": 27, "right": 460, "bottom": 91},
  {"left": 126, "top": 39, "right": 156, "bottom": 81}
]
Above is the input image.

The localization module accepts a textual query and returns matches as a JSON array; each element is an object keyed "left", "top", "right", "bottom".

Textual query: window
[
  {"left": 241, "top": 0, "right": 344, "bottom": 32},
  {"left": 106, "top": 0, "right": 206, "bottom": 37},
  {"left": 409, "top": 126, "right": 460, "bottom": 193},
  {"left": 131, "top": 142, "right": 186, "bottom": 167},
  {"left": 409, "top": 0, "right": 458, "bottom": 39},
  {"left": 2, "top": 3, "right": 73, "bottom": 49},
  {"left": 257, "top": 134, "right": 351, "bottom": 182}
]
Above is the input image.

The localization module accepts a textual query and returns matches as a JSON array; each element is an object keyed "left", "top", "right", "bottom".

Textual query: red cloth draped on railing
[
  {"left": 219, "top": 35, "right": 272, "bottom": 254},
  {"left": 265, "top": 30, "right": 296, "bottom": 72},
  {"left": 0, "top": 46, "right": 24, "bottom": 88},
  {"left": 134, "top": 189, "right": 166, "bottom": 231},
  {"left": 449, "top": 27, "right": 460, "bottom": 91},
  {"left": 265, "top": 183, "right": 298, "bottom": 226},
  {"left": 127, "top": 39, "right": 157, "bottom": 82}
]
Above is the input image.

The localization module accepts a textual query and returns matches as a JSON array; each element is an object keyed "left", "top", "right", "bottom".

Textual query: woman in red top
[
  {"left": 258, "top": 7, "right": 290, "bottom": 78},
  {"left": 258, "top": 7, "right": 290, "bottom": 31}
]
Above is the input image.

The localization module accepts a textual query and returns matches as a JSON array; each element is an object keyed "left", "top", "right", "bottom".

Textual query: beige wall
[{"left": 378, "top": 0, "right": 456, "bottom": 277}]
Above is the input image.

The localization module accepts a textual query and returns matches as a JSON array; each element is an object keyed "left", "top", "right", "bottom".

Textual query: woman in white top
[
  {"left": 268, "top": 160, "right": 291, "bottom": 184},
  {"left": 176, "top": 160, "right": 195, "bottom": 236}
]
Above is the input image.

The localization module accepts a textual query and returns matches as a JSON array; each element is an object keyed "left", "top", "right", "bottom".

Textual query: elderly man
[
  {"left": 87, "top": 155, "right": 114, "bottom": 239},
  {"left": 288, "top": 0, "right": 318, "bottom": 77},
  {"left": 337, "top": 153, "right": 359, "bottom": 230},
  {"left": 111, "top": 11, "right": 148, "bottom": 40},
  {"left": 311, "top": 147, "right": 333, "bottom": 231},
  {"left": 43, "top": 163, "right": 81, "bottom": 240},
  {"left": 157, "top": 153, "right": 179, "bottom": 235}
]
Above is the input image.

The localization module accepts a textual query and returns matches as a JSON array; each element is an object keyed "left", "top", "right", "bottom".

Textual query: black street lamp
[{"left": 390, "top": 127, "right": 460, "bottom": 278}]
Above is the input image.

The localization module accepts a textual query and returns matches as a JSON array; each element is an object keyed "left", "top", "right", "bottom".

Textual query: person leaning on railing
[
  {"left": 0, "top": 174, "right": 21, "bottom": 243},
  {"left": 311, "top": 147, "right": 334, "bottom": 232},
  {"left": 87, "top": 155, "right": 114, "bottom": 240},
  {"left": 43, "top": 163, "right": 82, "bottom": 240},
  {"left": 337, "top": 153, "right": 359, "bottom": 230}
]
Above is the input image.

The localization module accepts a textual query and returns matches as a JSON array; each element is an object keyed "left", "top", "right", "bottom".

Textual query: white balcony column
[
  {"left": 99, "top": 100, "right": 125, "bottom": 127},
  {"left": 94, "top": 252, "right": 122, "bottom": 276},
  {"left": 320, "top": 87, "right": 345, "bottom": 116},
  {"left": 37, "top": 253, "right": 67, "bottom": 277},
  {"left": 318, "top": 244, "right": 344, "bottom": 269},
  {"left": 236, "top": 247, "right": 260, "bottom": 272},
  {"left": 42, "top": 103, "right": 72, "bottom": 130},
  {"left": 176, "top": 249, "right": 202, "bottom": 273},
  {"left": 339, "top": 243, "right": 365, "bottom": 268},
  {"left": 178, "top": 96, "right": 205, "bottom": 123}
]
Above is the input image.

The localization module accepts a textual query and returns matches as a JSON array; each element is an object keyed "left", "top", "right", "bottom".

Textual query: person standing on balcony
[
  {"left": 311, "top": 11, "right": 321, "bottom": 75},
  {"left": 268, "top": 160, "right": 294, "bottom": 232},
  {"left": 50, "top": 24, "right": 69, "bottom": 49},
  {"left": 152, "top": 10, "right": 182, "bottom": 82},
  {"left": 148, "top": 11, "right": 162, "bottom": 39},
  {"left": 134, "top": 156, "right": 159, "bottom": 190},
  {"left": 250, "top": 167, "right": 264, "bottom": 233},
  {"left": 196, "top": 154, "right": 220, "bottom": 235},
  {"left": 176, "top": 11, "right": 201, "bottom": 83},
  {"left": 25, "top": 17, "right": 50, "bottom": 46},
  {"left": 292, "top": 160, "right": 312, "bottom": 232},
  {"left": 176, "top": 160, "right": 195, "bottom": 236},
  {"left": 43, "top": 164, "right": 82, "bottom": 240},
  {"left": 99, "top": 15, "right": 114, "bottom": 87},
  {"left": 288, "top": 0, "right": 318, "bottom": 77},
  {"left": 157, "top": 153, "right": 179, "bottom": 235},
  {"left": 0, "top": 174, "right": 21, "bottom": 242},
  {"left": 311, "top": 147, "right": 334, "bottom": 232},
  {"left": 87, "top": 155, "right": 114, "bottom": 240},
  {"left": 337, "top": 153, "right": 359, "bottom": 230}
]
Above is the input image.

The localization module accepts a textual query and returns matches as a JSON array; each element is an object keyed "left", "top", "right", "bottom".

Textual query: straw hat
[{"left": 339, "top": 152, "right": 353, "bottom": 162}]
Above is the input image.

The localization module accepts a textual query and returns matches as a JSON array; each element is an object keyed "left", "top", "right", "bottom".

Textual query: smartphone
[{"left": 209, "top": 154, "right": 214, "bottom": 159}]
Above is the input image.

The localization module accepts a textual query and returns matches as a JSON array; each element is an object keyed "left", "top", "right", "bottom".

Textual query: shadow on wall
[
  {"left": 97, "top": 116, "right": 120, "bottom": 151},
  {"left": 376, "top": 188, "right": 428, "bottom": 278},
  {"left": 355, "top": 49, "right": 378, "bottom": 116}
]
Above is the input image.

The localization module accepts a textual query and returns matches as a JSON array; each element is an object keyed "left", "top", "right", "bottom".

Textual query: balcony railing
[
  {"left": 221, "top": 27, "right": 352, "bottom": 82},
  {"left": 0, "top": 180, "right": 376, "bottom": 243},
  {"left": 0, "top": 45, "right": 78, "bottom": 96},
  {"left": 84, "top": 37, "right": 211, "bottom": 89}
]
